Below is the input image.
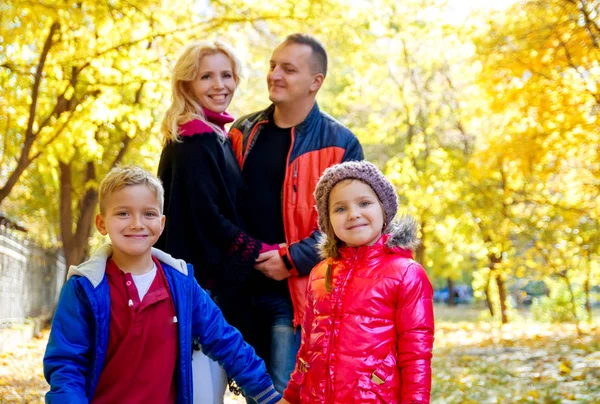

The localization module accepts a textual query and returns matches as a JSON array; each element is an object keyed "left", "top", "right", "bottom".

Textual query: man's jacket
[{"left": 230, "top": 103, "right": 363, "bottom": 326}]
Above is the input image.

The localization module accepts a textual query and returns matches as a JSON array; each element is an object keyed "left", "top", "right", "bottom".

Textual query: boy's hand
[{"left": 276, "top": 399, "right": 290, "bottom": 404}]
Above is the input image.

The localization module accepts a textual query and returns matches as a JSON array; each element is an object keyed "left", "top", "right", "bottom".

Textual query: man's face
[{"left": 267, "top": 42, "right": 323, "bottom": 106}]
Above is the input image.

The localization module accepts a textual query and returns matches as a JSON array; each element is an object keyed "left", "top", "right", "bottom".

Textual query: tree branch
[{"left": 0, "top": 21, "right": 60, "bottom": 206}]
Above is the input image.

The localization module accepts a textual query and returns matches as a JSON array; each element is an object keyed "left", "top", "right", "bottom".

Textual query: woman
[{"left": 156, "top": 40, "right": 273, "bottom": 404}]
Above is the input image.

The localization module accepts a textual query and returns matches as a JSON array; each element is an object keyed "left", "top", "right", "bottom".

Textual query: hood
[
  {"left": 66, "top": 244, "right": 188, "bottom": 288},
  {"left": 317, "top": 215, "right": 420, "bottom": 259},
  {"left": 384, "top": 215, "right": 420, "bottom": 251}
]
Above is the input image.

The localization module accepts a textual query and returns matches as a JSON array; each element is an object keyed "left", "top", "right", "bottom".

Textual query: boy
[{"left": 44, "top": 165, "right": 283, "bottom": 404}]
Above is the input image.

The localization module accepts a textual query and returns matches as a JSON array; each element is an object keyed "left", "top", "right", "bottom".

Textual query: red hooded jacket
[{"left": 284, "top": 219, "right": 435, "bottom": 403}]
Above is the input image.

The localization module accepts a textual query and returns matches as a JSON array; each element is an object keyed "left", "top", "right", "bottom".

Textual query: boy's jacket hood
[
  {"left": 67, "top": 244, "right": 188, "bottom": 288},
  {"left": 317, "top": 215, "right": 420, "bottom": 259}
]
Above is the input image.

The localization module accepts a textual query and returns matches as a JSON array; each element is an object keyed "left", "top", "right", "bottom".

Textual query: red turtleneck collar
[{"left": 179, "top": 108, "right": 234, "bottom": 137}]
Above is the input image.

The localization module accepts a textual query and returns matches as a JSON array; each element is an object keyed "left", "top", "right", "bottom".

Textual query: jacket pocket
[{"left": 356, "top": 351, "right": 400, "bottom": 403}]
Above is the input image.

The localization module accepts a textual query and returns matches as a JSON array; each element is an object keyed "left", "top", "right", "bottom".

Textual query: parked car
[{"left": 434, "top": 285, "right": 473, "bottom": 304}]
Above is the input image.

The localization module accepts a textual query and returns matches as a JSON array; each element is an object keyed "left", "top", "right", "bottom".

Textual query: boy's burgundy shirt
[{"left": 92, "top": 257, "right": 178, "bottom": 403}]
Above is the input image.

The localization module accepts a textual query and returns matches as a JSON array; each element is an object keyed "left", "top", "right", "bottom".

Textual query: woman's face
[{"left": 191, "top": 51, "right": 237, "bottom": 113}]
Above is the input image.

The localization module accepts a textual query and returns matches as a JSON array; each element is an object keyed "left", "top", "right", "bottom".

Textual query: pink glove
[{"left": 259, "top": 242, "right": 280, "bottom": 254}]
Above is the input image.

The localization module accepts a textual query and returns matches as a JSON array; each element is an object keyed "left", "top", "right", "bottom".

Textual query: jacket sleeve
[
  {"left": 181, "top": 137, "right": 261, "bottom": 266},
  {"left": 341, "top": 135, "right": 364, "bottom": 161},
  {"left": 396, "top": 263, "right": 435, "bottom": 403},
  {"left": 190, "top": 281, "right": 282, "bottom": 404},
  {"left": 283, "top": 273, "right": 316, "bottom": 403},
  {"left": 44, "top": 278, "right": 92, "bottom": 404},
  {"left": 285, "top": 231, "right": 321, "bottom": 277},
  {"left": 286, "top": 134, "right": 363, "bottom": 276}
]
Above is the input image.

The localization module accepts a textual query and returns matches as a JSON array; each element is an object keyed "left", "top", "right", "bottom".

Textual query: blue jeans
[{"left": 246, "top": 294, "right": 301, "bottom": 402}]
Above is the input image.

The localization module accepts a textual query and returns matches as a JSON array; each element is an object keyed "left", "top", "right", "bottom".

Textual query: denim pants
[{"left": 246, "top": 294, "right": 301, "bottom": 402}]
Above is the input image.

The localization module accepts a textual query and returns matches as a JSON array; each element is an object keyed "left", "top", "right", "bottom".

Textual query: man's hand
[{"left": 254, "top": 250, "right": 291, "bottom": 281}]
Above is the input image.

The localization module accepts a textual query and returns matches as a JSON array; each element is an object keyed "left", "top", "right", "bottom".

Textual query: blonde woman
[{"left": 156, "top": 40, "right": 274, "bottom": 404}]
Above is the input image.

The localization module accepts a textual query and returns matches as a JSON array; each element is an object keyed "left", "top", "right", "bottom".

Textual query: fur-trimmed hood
[
  {"left": 67, "top": 244, "right": 189, "bottom": 288},
  {"left": 317, "top": 215, "right": 420, "bottom": 259}
]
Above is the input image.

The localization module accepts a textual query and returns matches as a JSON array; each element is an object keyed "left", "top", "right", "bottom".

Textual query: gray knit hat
[{"left": 314, "top": 161, "right": 398, "bottom": 235}]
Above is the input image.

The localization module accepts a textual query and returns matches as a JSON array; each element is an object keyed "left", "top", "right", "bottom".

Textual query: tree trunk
[
  {"left": 562, "top": 271, "right": 581, "bottom": 335},
  {"left": 496, "top": 275, "right": 508, "bottom": 324},
  {"left": 485, "top": 270, "right": 495, "bottom": 318},
  {"left": 583, "top": 251, "right": 592, "bottom": 323},
  {"left": 584, "top": 273, "right": 591, "bottom": 323},
  {"left": 59, "top": 161, "right": 98, "bottom": 275},
  {"left": 415, "top": 219, "right": 426, "bottom": 265},
  {"left": 447, "top": 277, "right": 456, "bottom": 306}
]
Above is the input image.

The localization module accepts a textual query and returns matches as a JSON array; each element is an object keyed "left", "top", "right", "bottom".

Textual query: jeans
[{"left": 246, "top": 294, "right": 301, "bottom": 402}]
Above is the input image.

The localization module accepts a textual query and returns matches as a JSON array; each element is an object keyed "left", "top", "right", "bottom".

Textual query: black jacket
[{"left": 156, "top": 131, "right": 260, "bottom": 321}]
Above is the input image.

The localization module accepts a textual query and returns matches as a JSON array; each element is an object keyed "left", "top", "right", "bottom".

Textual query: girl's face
[
  {"left": 191, "top": 51, "right": 237, "bottom": 113},
  {"left": 328, "top": 180, "right": 384, "bottom": 248}
]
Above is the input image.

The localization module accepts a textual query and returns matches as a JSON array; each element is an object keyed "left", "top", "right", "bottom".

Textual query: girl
[
  {"left": 283, "top": 161, "right": 435, "bottom": 403},
  {"left": 156, "top": 40, "right": 273, "bottom": 403}
]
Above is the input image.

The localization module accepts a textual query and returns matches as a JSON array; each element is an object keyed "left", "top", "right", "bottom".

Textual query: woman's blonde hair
[{"left": 161, "top": 40, "right": 243, "bottom": 145}]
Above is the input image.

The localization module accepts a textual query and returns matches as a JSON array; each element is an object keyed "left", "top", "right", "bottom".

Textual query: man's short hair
[
  {"left": 283, "top": 33, "right": 328, "bottom": 77},
  {"left": 98, "top": 165, "right": 164, "bottom": 214}
]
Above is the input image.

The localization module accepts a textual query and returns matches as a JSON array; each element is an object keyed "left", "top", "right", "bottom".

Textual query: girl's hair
[{"left": 161, "top": 40, "right": 243, "bottom": 146}]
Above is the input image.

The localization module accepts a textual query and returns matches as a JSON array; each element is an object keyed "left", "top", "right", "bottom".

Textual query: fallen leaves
[
  {"left": 1, "top": 307, "right": 599, "bottom": 403},
  {"left": 432, "top": 312, "right": 600, "bottom": 403}
]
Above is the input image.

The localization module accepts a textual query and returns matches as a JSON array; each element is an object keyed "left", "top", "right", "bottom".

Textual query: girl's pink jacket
[{"left": 284, "top": 218, "right": 435, "bottom": 403}]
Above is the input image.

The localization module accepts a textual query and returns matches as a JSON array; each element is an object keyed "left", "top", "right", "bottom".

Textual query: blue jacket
[{"left": 44, "top": 245, "right": 281, "bottom": 404}]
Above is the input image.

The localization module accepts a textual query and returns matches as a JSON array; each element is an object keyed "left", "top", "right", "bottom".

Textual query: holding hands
[{"left": 254, "top": 244, "right": 290, "bottom": 281}]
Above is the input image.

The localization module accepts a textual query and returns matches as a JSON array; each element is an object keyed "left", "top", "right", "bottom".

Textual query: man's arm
[{"left": 264, "top": 132, "right": 364, "bottom": 279}]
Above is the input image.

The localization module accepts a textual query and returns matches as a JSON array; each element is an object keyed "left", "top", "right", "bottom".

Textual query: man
[{"left": 229, "top": 33, "right": 363, "bottom": 395}]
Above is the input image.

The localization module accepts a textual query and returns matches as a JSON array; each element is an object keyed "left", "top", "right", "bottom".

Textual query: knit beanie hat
[{"left": 314, "top": 161, "right": 398, "bottom": 235}]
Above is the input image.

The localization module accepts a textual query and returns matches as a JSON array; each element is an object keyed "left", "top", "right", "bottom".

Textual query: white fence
[{"left": 0, "top": 225, "right": 65, "bottom": 328}]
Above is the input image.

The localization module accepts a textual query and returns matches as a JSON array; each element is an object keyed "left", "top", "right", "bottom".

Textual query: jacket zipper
[{"left": 241, "top": 120, "right": 268, "bottom": 169}]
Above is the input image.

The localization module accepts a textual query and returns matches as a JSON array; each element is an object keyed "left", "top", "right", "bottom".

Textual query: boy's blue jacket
[{"left": 43, "top": 244, "right": 281, "bottom": 404}]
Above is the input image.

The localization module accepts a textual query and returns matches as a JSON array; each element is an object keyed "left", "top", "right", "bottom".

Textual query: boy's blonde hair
[
  {"left": 98, "top": 165, "right": 164, "bottom": 214},
  {"left": 161, "top": 39, "right": 243, "bottom": 146}
]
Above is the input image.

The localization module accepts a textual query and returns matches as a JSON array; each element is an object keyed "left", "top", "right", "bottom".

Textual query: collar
[
  {"left": 67, "top": 244, "right": 189, "bottom": 288},
  {"left": 338, "top": 233, "right": 414, "bottom": 261},
  {"left": 179, "top": 108, "right": 234, "bottom": 137},
  {"left": 259, "top": 103, "right": 321, "bottom": 134}
]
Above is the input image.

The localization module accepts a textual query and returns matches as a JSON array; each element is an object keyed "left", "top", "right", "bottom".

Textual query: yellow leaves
[{"left": 559, "top": 361, "right": 572, "bottom": 375}]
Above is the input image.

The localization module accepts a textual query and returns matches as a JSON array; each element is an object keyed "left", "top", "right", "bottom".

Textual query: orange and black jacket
[{"left": 229, "top": 103, "right": 363, "bottom": 326}]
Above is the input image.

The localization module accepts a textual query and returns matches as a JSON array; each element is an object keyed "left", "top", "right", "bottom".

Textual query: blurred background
[{"left": 0, "top": 0, "right": 599, "bottom": 402}]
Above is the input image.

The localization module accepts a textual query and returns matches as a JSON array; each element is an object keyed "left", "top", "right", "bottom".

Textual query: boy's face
[
  {"left": 328, "top": 180, "right": 384, "bottom": 248},
  {"left": 95, "top": 184, "right": 165, "bottom": 261}
]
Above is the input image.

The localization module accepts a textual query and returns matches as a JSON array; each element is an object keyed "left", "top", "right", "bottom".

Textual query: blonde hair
[
  {"left": 98, "top": 165, "right": 164, "bottom": 214},
  {"left": 161, "top": 40, "right": 243, "bottom": 146}
]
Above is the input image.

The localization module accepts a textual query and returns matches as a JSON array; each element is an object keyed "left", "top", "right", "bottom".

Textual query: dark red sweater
[{"left": 92, "top": 258, "right": 177, "bottom": 403}]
